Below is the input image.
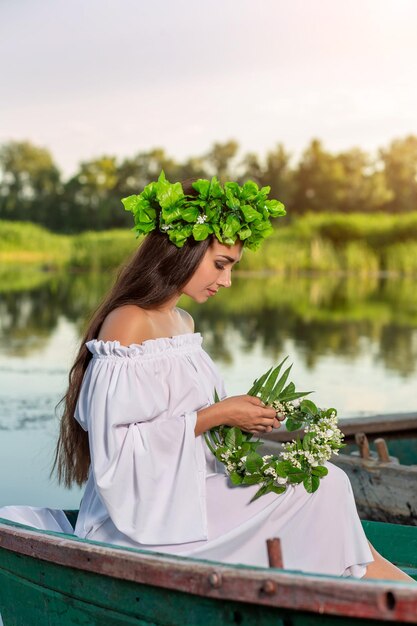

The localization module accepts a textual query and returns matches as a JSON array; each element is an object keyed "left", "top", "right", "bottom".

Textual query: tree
[
  {"left": 292, "top": 139, "right": 346, "bottom": 214},
  {"left": 0, "top": 141, "right": 61, "bottom": 225},
  {"left": 204, "top": 140, "right": 239, "bottom": 182},
  {"left": 336, "top": 148, "right": 392, "bottom": 213},
  {"left": 61, "top": 156, "right": 119, "bottom": 232},
  {"left": 380, "top": 136, "right": 417, "bottom": 212}
]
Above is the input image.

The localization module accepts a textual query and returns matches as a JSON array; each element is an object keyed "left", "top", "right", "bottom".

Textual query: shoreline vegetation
[{"left": 3, "top": 213, "right": 417, "bottom": 276}]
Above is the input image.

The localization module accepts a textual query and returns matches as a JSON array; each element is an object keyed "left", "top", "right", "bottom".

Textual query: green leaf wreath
[
  {"left": 121, "top": 170, "right": 286, "bottom": 250},
  {"left": 204, "top": 358, "right": 344, "bottom": 501}
]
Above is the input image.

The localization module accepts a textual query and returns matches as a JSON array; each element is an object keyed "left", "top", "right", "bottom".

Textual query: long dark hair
[{"left": 53, "top": 180, "right": 212, "bottom": 487}]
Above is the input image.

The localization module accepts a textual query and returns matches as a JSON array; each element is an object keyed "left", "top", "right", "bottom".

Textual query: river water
[{"left": 0, "top": 270, "right": 416, "bottom": 508}]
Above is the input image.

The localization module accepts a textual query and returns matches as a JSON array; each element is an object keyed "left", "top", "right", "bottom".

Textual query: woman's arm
[{"left": 196, "top": 395, "right": 280, "bottom": 437}]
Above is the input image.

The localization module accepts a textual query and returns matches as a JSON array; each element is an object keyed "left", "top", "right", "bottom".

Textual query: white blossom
[{"left": 196, "top": 214, "right": 207, "bottom": 224}]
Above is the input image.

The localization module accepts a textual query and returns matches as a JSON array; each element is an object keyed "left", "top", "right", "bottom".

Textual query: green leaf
[
  {"left": 311, "top": 466, "right": 328, "bottom": 477},
  {"left": 264, "top": 199, "right": 286, "bottom": 217},
  {"left": 242, "top": 474, "right": 261, "bottom": 485},
  {"left": 259, "top": 365, "right": 282, "bottom": 403},
  {"left": 269, "top": 362, "right": 292, "bottom": 402},
  {"left": 303, "top": 474, "right": 320, "bottom": 493},
  {"left": 245, "top": 452, "right": 263, "bottom": 473},
  {"left": 225, "top": 427, "right": 243, "bottom": 449},
  {"left": 213, "top": 388, "right": 221, "bottom": 403},
  {"left": 280, "top": 381, "right": 295, "bottom": 398},
  {"left": 237, "top": 226, "right": 252, "bottom": 240},
  {"left": 223, "top": 214, "right": 241, "bottom": 238},
  {"left": 240, "top": 204, "right": 263, "bottom": 223},
  {"left": 192, "top": 222, "right": 211, "bottom": 241},
  {"left": 229, "top": 472, "right": 243, "bottom": 485},
  {"left": 303, "top": 433, "right": 313, "bottom": 450},
  {"left": 156, "top": 181, "right": 184, "bottom": 210},
  {"left": 270, "top": 485, "right": 287, "bottom": 495},
  {"left": 287, "top": 468, "right": 306, "bottom": 484},
  {"left": 285, "top": 418, "right": 304, "bottom": 432},
  {"left": 121, "top": 194, "right": 140, "bottom": 213},
  {"left": 203, "top": 432, "right": 216, "bottom": 455},
  {"left": 181, "top": 205, "right": 200, "bottom": 223},
  {"left": 300, "top": 399, "right": 318, "bottom": 415},
  {"left": 250, "top": 484, "right": 269, "bottom": 502},
  {"left": 192, "top": 178, "right": 211, "bottom": 198},
  {"left": 247, "top": 366, "right": 272, "bottom": 396},
  {"left": 279, "top": 390, "right": 312, "bottom": 402}
]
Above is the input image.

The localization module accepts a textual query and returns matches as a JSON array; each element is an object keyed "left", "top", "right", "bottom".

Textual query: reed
[{"left": 2, "top": 214, "right": 417, "bottom": 275}]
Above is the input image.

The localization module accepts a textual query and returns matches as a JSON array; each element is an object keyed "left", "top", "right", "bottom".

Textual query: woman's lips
[{"left": 207, "top": 288, "right": 217, "bottom": 296}]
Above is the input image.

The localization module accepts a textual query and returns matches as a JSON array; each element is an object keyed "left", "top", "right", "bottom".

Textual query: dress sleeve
[{"left": 75, "top": 340, "right": 208, "bottom": 545}]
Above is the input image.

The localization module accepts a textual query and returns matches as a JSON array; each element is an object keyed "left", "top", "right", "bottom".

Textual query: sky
[{"left": 2, "top": 0, "right": 417, "bottom": 178}]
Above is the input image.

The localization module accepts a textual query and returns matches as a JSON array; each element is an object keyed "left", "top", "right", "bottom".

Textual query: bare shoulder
[
  {"left": 98, "top": 305, "right": 153, "bottom": 346},
  {"left": 176, "top": 307, "right": 195, "bottom": 333}
]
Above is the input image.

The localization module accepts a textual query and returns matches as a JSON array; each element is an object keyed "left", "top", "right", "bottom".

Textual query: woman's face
[{"left": 181, "top": 239, "right": 243, "bottom": 303}]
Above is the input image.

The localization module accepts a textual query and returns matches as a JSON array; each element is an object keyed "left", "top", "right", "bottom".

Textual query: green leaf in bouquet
[
  {"left": 225, "top": 427, "right": 243, "bottom": 449},
  {"left": 229, "top": 472, "right": 244, "bottom": 485},
  {"left": 203, "top": 432, "right": 217, "bottom": 455},
  {"left": 245, "top": 452, "right": 264, "bottom": 473},
  {"left": 247, "top": 367, "right": 272, "bottom": 397},
  {"left": 300, "top": 399, "right": 318, "bottom": 415},
  {"left": 303, "top": 474, "right": 320, "bottom": 493},
  {"left": 279, "top": 390, "right": 312, "bottom": 402},
  {"left": 287, "top": 468, "right": 307, "bottom": 484},
  {"left": 213, "top": 446, "right": 229, "bottom": 462},
  {"left": 311, "top": 465, "right": 329, "bottom": 477},
  {"left": 325, "top": 407, "right": 337, "bottom": 417},
  {"left": 302, "top": 433, "right": 313, "bottom": 450},
  {"left": 276, "top": 461, "right": 292, "bottom": 477},
  {"left": 242, "top": 474, "right": 261, "bottom": 485},
  {"left": 259, "top": 365, "right": 282, "bottom": 403},
  {"left": 250, "top": 484, "right": 270, "bottom": 502},
  {"left": 285, "top": 418, "right": 304, "bottom": 432},
  {"left": 280, "top": 381, "right": 295, "bottom": 398},
  {"left": 269, "top": 362, "right": 293, "bottom": 402},
  {"left": 270, "top": 485, "right": 287, "bottom": 495}
]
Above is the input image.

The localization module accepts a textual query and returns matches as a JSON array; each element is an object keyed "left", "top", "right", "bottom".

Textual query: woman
[{"left": 0, "top": 174, "right": 412, "bottom": 581}]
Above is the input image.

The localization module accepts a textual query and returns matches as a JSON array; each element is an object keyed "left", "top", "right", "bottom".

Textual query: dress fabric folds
[{"left": 0, "top": 333, "right": 373, "bottom": 577}]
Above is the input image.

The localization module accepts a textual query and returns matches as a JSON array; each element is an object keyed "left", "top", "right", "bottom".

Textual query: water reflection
[
  {"left": 2, "top": 271, "right": 417, "bottom": 377},
  {"left": 2, "top": 269, "right": 416, "bottom": 508}
]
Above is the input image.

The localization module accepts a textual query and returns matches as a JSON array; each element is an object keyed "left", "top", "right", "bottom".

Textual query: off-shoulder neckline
[{"left": 86, "top": 332, "right": 203, "bottom": 358}]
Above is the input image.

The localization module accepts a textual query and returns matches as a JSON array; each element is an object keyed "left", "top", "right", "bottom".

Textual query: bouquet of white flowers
[{"left": 204, "top": 358, "right": 344, "bottom": 501}]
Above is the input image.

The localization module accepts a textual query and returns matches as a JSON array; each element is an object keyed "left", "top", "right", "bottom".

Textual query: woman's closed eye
[{"left": 215, "top": 262, "right": 225, "bottom": 270}]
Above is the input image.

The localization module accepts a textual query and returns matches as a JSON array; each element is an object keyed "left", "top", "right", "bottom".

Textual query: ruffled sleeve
[{"left": 74, "top": 335, "right": 215, "bottom": 544}]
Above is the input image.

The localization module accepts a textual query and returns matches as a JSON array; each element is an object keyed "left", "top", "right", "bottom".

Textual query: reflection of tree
[{"left": 2, "top": 271, "right": 417, "bottom": 376}]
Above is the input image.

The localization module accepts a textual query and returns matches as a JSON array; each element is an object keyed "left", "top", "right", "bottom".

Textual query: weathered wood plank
[{"left": 1, "top": 519, "right": 417, "bottom": 623}]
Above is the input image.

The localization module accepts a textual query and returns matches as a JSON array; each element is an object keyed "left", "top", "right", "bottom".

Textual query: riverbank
[{"left": 2, "top": 213, "right": 417, "bottom": 275}]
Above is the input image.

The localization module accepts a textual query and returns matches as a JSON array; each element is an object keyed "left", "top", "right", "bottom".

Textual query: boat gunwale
[
  {"left": 1, "top": 518, "right": 417, "bottom": 622},
  {"left": 264, "top": 411, "right": 417, "bottom": 444}
]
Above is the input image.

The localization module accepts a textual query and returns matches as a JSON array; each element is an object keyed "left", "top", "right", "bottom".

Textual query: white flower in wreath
[{"left": 196, "top": 214, "right": 207, "bottom": 224}]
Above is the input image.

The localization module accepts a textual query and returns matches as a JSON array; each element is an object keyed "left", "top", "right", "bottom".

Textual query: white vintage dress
[{"left": 0, "top": 333, "right": 373, "bottom": 577}]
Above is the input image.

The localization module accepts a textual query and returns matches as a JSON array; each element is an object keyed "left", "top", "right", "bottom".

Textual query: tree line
[{"left": 1, "top": 136, "right": 416, "bottom": 233}]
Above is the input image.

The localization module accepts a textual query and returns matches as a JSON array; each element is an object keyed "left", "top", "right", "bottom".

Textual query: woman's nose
[{"left": 218, "top": 271, "right": 232, "bottom": 288}]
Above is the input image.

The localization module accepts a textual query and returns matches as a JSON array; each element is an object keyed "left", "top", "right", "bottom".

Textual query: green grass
[{"left": 2, "top": 213, "right": 417, "bottom": 275}]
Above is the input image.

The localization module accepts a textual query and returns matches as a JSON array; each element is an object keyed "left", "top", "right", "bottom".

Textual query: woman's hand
[{"left": 195, "top": 395, "right": 282, "bottom": 437}]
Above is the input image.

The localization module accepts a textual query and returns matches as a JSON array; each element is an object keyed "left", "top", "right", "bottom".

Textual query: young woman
[{"left": 0, "top": 175, "right": 412, "bottom": 581}]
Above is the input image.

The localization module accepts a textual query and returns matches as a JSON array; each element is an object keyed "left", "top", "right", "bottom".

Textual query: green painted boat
[
  {"left": 1, "top": 514, "right": 417, "bottom": 625},
  {"left": 264, "top": 411, "right": 417, "bottom": 525}
]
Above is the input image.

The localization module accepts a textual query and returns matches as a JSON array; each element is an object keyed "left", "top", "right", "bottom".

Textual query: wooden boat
[
  {"left": 1, "top": 514, "right": 417, "bottom": 625},
  {"left": 263, "top": 411, "right": 417, "bottom": 525}
]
